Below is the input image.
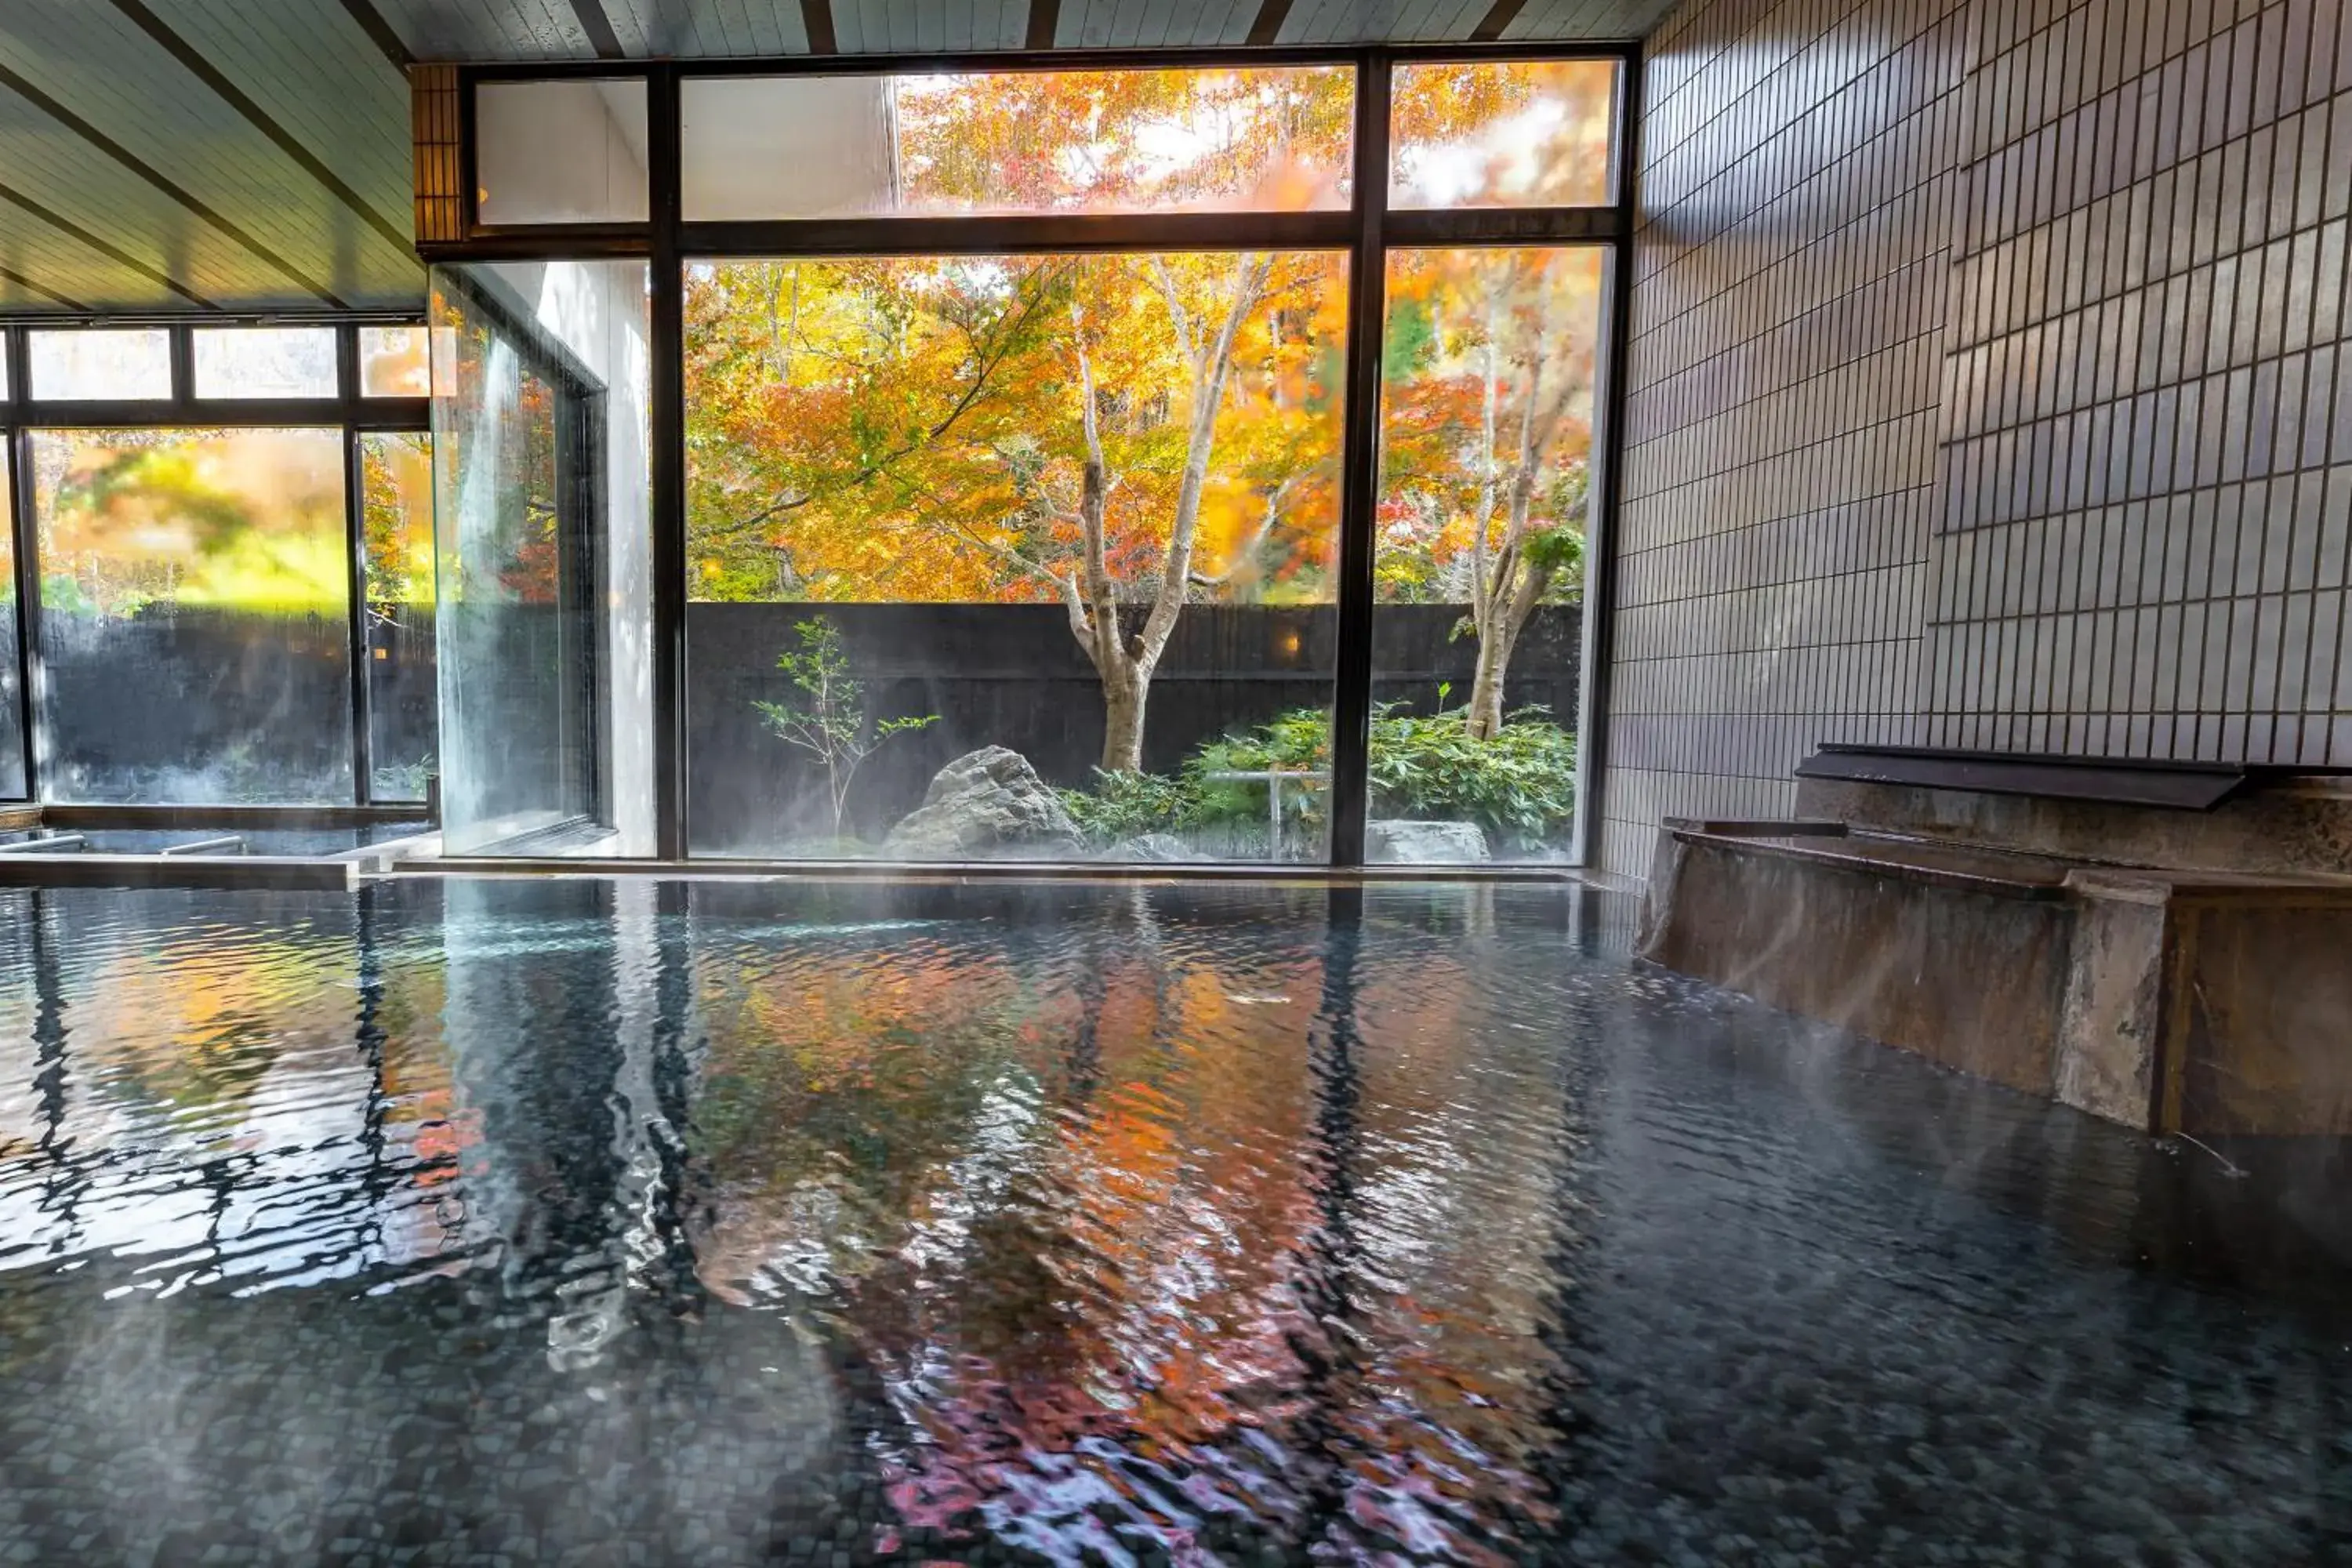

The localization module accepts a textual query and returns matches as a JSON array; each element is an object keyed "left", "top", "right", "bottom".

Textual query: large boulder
[
  {"left": 1367, "top": 818, "right": 1490, "bottom": 864},
  {"left": 884, "top": 746, "right": 1085, "bottom": 859}
]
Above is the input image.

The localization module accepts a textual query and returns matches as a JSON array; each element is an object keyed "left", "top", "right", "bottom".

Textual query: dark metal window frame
[
  {"left": 0, "top": 318, "right": 431, "bottom": 820},
  {"left": 424, "top": 41, "right": 1642, "bottom": 866}
]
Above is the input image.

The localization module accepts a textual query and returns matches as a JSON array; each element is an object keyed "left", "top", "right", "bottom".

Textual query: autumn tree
[
  {"left": 1378, "top": 245, "right": 1603, "bottom": 739},
  {"left": 684, "top": 60, "right": 1617, "bottom": 771},
  {"left": 1378, "top": 59, "right": 1615, "bottom": 740},
  {"left": 684, "top": 67, "right": 1351, "bottom": 774}
]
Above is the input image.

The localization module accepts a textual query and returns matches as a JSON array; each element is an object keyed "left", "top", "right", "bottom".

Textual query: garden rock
[
  {"left": 884, "top": 746, "right": 1085, "bottom": 858},
  {"left": 1367, "top": 818, "right": 1490, "bottom": 863}
]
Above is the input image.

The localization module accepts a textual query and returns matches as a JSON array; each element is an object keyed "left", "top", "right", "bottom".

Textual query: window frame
[
  {"left": 0, "top": 319, "right": 432, "bottom": 818},
  {"left": 434, "top": 42, "right": 1640, "bottom": 867}
]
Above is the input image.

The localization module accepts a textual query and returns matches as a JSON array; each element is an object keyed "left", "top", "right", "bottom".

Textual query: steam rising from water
[{"left": 0, "top": 881, "right": 2345, "bottom": 1564}]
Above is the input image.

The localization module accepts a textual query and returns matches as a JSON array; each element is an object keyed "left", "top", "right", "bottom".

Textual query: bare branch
[{"left": 1137, "top": 250, "right": 1272, "bottom": 672}]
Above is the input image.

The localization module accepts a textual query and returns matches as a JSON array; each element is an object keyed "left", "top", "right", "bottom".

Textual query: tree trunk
[
  {"left": 1062, "top": 253, "right": 1271, "bottom": 775},
  {"left": 1465, "top": 552, "right": 1553, "bottom": 740},
  {"left": 1465, "top": 622, "right": 1512, "bottom": 740},
  {"left": 1100, "top": 660, "right": 1149, "bottom": 773}
]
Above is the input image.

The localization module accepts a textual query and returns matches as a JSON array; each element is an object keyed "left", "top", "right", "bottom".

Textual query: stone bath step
[{"left": 1639, "top": 817, "right": 2352, "bottom": 1138}]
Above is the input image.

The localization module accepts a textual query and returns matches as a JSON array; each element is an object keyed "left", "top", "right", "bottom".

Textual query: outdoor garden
[{"left": 681, "top": 61, "right": 1606, "bottom": 862}]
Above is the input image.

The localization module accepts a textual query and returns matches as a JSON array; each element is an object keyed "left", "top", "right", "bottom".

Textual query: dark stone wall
[
  {"left": 39, "top": 608, "right": 358, "bottom": 803},
  {"left": 684, "top": 601, "right": 1582, "bottom": 850},
  {"left": 34, "top": 607, "right": 438, "bottom": 804}
]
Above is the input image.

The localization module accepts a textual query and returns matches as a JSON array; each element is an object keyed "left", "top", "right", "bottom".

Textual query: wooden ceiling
[{"left": 0, "top": 0, "right": 1670, "bottom": 316}]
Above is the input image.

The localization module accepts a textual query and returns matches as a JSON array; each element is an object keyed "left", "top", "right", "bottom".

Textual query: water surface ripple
[{"left": 0, "top": 880, "right": 2346, "bottom": 1565}]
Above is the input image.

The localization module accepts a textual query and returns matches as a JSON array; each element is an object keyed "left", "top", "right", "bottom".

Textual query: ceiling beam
[
  {"left": 801, "top": 0, "right": 839, "bottom": 54},
  {"left": 0, "top": 183, "right": 218, "bottom": 310},
  {"left": 1025, "top": 0, "right": 1060, "bottom": 50},
  {"left": 103, "top": 0, "right": 416, "bottom": 260},
  {"left": 338, "top": 0, "right": 414, "bottom": 72},
  {"left": 0, "top": 262, "right": 93, "bottom": 314},
  {"left": 566, "top": 0, "right": 627, "bottom": 60},
  {"left": 1471, "top": 0, "right": 1530, "bottom": 38},
  {"left": 0, "top": 61, "right": 343, "bottom": 307},
  {"left": 1244, "top": 0, "right": 1295, "bottom": 46}
]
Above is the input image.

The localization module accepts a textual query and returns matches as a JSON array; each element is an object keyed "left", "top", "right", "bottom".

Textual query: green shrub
[
  {"left": 1058, "top": 768, "right": 1196, "bottom": 848},
  {"left": 1054, "top": 699, "right": 1578, "bottom": 854},
  {"left": 1364, "top": 705, "right": 1576, "bottom": 848}
]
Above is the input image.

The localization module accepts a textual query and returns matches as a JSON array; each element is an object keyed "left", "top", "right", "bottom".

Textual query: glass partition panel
[
  {"left": 1389, "top": 60, "right": 1618, "bottom": 209},
  {"left": 0, "top": 444, "right": 23, "bottom": 798},
  {"left": 28, "top": 426, "right": 354, "bottom": 804},
  {"left": 361, "top": 326, "right": 432, "bottom": 397},
  {"left": 1369, "top": 246, "right": 1605, "bottom": 864},
  {"left": 684, "top": 250, "right": 1347, "bottom": 862},
  {"left": 681, "top": 67, "right": 1353, "bottom": 220},
  {"left": 192, "top": 327, "right": 338, "bottom": 399},
  {"left": 431, "top": 260, "right": 653, "bottom": 855},
  {"left": 475, "top": 80, "right": 650, "bottom": 227},
  {"left": 28, "top": 330, "right": 172, "bottom": 401},
  {"left": 361, "top": 431, "right": 437, "bottom": 801}
]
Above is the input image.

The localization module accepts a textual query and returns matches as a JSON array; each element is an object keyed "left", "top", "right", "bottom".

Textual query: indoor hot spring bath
[{"left": 0, "top": 879, "right": 2347, "bottom": 1566}]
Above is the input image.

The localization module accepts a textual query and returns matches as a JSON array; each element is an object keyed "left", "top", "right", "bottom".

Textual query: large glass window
[
  {"left": 684, "top": 250, "right": 1348, "bottom": 862},
  {"left": 431, "top": 260, "right": 654, "bottom": 855},
  {"left": 1370, "top": 246, "right": 1606, "bottom": 864},
  {"left": 681, "top": 67, "right": 1354, "bottom": 221},
  {"left": 1389, "top": 60, "right": 1618, "bottom": 209},
  {"left": 418, "top": 49, "right": 1627, "bottom": 866},
  {"left": 361, "top": 432, "right": 437, "bottom": 801},
  {"left": 28, "top": 427, "right": 355, "bottom": 804}
]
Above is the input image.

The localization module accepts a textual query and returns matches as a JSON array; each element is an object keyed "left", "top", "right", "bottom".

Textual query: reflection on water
[{"left": 0, "top": 880, "right": 2347, "bottom": 1565}]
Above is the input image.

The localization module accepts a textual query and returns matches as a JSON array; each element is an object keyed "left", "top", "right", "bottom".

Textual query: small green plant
[
  {"left": 1058, "top": 768, "right": 1195, "bottom": 848},
  {"left": 753, "top": 618, "right": 935, "bottom": 841}
]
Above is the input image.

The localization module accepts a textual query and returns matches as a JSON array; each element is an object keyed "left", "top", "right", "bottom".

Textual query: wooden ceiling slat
[
  {"left": 0, "top": 182, "right": 218, "bottom": 310},
  {"left": 339, "top": 0, "right": 416, "bottom": 68},
  {"left": 104, "top": 0, "right": 413, "bottom": 256},
  {"left": 0, "top": 56, "right": 344, "bottom": 307}
]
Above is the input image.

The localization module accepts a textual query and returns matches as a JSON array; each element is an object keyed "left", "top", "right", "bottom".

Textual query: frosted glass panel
[
  {"left": 361, "top": 326, "right": 432, "bottom": 397},
  {"left": 475, "top": 79, "right": 649, "bottom": 226},
  {"left": 193, "top": 327, "right": 338, "bottom": 399},
  {"left": 28, "top": 330, "right": 171, "bottom": 401},
  {"left": 431, "top": 260, "right": 654, "bottom": 855}
]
